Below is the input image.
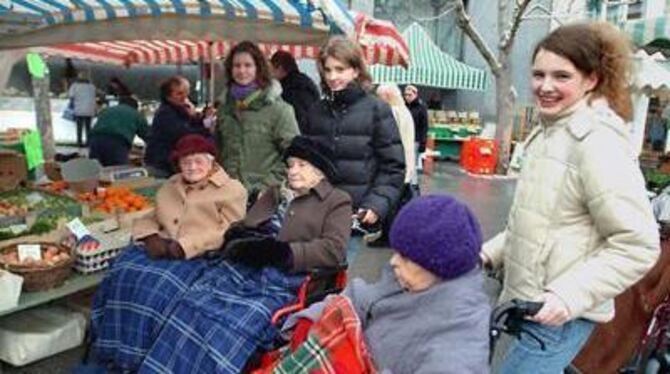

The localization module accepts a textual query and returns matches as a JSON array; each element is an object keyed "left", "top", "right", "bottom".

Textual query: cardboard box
[{"left": 0, "top": 306, "right": 86, "bottom": 366}]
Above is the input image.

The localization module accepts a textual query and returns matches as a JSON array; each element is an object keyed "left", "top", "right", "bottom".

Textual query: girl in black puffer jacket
[{"left": 303, "top": 36, "right": 405, "bottom": 232}]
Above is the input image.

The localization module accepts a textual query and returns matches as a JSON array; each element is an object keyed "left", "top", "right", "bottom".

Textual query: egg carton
[{"left": 73, "top": 230, "right": 131, "bottom": 274}]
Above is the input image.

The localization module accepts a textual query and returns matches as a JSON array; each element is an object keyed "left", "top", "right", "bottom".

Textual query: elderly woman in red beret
[{"left": 88, "top": 134, "right": 246, "bottom": 371}]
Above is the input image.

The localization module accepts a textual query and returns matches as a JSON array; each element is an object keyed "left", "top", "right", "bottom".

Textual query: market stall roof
[
  {"left": 632, "top": 50, "right": 670, "bottom": 98},
  {"left": 0, "top": 0, "right": 354, "bottom": 49},
  {"left": 625, "top": 14, "right": 670, "bottom": 46},
  {"left": 369, "top": 22, "right": 488, "bottom": 91},
  {"left": 36, "top": 12, "right": 409, "bottom": 67}
]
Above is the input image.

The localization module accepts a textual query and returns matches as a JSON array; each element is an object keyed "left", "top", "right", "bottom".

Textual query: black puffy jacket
[
  {"left": 303, "top": 85, "right": 405, "bottom": 220},
  {"left": 279, "top": 70, "right": 320, "bottom": 133}
]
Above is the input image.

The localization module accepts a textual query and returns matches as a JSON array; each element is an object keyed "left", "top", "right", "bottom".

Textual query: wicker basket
[{"left": 0, "top": 243, "right": 74, "bottom": 292}]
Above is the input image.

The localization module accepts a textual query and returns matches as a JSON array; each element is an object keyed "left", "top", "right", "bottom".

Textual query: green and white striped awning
[
  {"left": 369, "top": 22, "right": 488, "bottom": 91},
  {"left": 626, "top": 16, "right": 670, "bottom": 46}
]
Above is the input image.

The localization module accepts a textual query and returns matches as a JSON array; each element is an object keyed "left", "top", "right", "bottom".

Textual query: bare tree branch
[
  {"left": 500, "top": 0, "right": 532, "bottom": 53},
  {"left": 453, "top": 0, "right": 502, "bottom": 75}
]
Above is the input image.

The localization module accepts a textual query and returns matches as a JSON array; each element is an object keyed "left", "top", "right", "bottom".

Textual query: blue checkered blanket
[
  {"left": 90, "top": 246, "right": 211, "bottom": 371},
  {"left": 139, "top": 261, "right": 304, "bottom": 374}
]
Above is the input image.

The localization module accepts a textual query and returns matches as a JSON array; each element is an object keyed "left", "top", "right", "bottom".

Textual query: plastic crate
[
  {"left": 73, "top": 229, "right": 131, "bottom": 274},
  {"left": 461, "top": 138, "right": 499, "bottom": 175}
]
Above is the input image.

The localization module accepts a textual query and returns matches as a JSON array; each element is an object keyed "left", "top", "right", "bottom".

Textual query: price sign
[
  {"left": 66, "top": 218, "right": 91, "bottom": 241},
  {"left": 17, "top": 244, "right": 42, "bottom": 262}
]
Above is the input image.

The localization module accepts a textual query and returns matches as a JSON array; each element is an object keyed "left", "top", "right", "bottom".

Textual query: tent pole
[
  {"left": 209, "top": 42, "right": 215, "bottom": 105},
  {"left": 32, "top": 65, "right": 55, "bottom": 161}
]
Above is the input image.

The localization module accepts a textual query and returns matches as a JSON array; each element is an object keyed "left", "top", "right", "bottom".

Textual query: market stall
[
  {"left": 369, "top": 22, "right": 489, "bottom": 161},
  {"left": 0, "top": 1, "right": 373, "bottom": 366}
]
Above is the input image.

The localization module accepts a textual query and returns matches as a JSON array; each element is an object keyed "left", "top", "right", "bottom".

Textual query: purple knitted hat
[{"left": 389, "top": 195, "right": 483, "bottom": 280}]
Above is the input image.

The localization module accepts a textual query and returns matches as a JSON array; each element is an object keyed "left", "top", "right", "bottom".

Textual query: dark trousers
[
  {"left": 75, "top": 116, "right": 92, "bottom": 147},
  {"left": 88, "top": 134, "right": 130, "bottom": 166}
]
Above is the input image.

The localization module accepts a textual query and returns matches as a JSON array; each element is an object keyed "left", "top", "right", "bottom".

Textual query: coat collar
[
  {"left": 311, "top": 180, "right": 334, "bottom": 200},
  {"left": 219, "top": 80, "right": 283, "bottom": 113},
  {"left": 169, "top": 163, "right": 230, "bottom": 189}
]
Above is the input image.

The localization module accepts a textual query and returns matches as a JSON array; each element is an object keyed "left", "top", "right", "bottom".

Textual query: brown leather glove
[
  {"left": 142, "top": 234, "right": 168, "bottom": 259},
  {"left": 165, "top": 239, "right": 186, "bottom": 260}
]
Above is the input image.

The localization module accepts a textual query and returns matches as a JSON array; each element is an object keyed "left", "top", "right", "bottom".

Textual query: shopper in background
[
  {"left": 88, "top": 96, "right": 149, "bottom": 166},
  {"left": 144, "top": 75, "right": 209, "bottom": 178},
  {"left": 68, "top": 73, "right": 97, "bottom": 147},
  {"left": 404, "top": 84, "right": 428, "bottom": 173},
  {"left": 270, "top": 50, "right": 321, "bottom": 133}
]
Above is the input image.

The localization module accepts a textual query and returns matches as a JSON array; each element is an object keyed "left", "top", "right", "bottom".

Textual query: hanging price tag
[
  {"left": 17, "top": 244, "right": 42, "bottom": 262},
  {"left": 66, "top": 218, "right": 91, "bottom": 241}
]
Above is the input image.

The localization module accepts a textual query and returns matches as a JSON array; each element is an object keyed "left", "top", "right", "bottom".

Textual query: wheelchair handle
[{"left": 489, "top": 299, "right": 545, "bottom": 363}]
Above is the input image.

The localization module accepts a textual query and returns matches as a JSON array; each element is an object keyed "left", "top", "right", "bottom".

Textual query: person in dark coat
[
  {"left": 144, "top": 75, "right": 208, "bottom": 178},
  {"left": 270, "top": 50, "right": 321, "bottom": 133},
  {"left": 303, "top": 36, "right": 405, "bottom": 231},
  {"left": 404, "top": 84, "right": 429, "bottom": 161}
]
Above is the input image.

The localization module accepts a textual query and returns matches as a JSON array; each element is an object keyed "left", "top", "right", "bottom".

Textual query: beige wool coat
[{"left": 133, "top": 165, "right": 247, "bottom": 258}]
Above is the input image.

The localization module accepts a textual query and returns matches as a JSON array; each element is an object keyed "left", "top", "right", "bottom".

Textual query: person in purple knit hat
[{"left": 284, "top": 194, "right": 491, "bottom": 373}]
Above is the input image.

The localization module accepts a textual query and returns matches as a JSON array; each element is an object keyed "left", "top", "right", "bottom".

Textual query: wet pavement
[{"left": 1, "top": 161, "right": 517, "bottom": 374}]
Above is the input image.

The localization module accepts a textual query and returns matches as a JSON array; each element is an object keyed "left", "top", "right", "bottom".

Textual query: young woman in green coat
[{"left": 216, "top": 41, "right": 300, "bottom": 201}]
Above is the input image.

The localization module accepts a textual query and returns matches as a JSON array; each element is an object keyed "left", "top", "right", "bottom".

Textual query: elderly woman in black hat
[
  {"left": 223, "top": 135, "right": 353, "bottom": 271},
  {"left": 135, "top": 136, "right": 353, "bottom": 374}
]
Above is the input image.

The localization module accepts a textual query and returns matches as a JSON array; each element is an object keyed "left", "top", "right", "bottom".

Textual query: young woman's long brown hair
[
  {"left": 223, "top": 41, "right": 272, "bottom": 89},
  {"left": 317, "top": 36, "right": 372, "bottom": 92},
  {"left": 532, "top": 22, "right": 633, "bottom": 121}
]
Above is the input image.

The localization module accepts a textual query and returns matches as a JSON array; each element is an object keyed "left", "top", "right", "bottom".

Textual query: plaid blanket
[
  {"left": 90, "top": 246, "right": 211, "bottom": 371},
  {"left": 263, "top": 295, "right": 377, "bottom": 374},
  {"left": 138, "top": 260, "right": 304, "bottom": 374}
]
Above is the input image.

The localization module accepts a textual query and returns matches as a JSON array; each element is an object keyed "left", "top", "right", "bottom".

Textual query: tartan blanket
[
  {"left": 138, "top": 260, "right": 305, "bottom": 374},
  {"left": 263, "top": 295, "right": 377, "bottom": 374},
  {"left": 90, "top": 246, "right": 211, "bottom": 371}
]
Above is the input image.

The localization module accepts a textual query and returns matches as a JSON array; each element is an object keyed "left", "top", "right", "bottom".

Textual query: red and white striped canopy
[{"left": 39, "top": 12, "right": 409, "bottom": 67}]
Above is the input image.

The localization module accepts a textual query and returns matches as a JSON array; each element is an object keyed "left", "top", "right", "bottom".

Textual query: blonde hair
[
  {"left": 533, "top": 22, "right": 633, "bottom": 121},
  {"left": 376, "top": 83, "right": 405, "bottom": 106},
  {"left": 317, "top": 36, "right": 372, "bottom": 92}
]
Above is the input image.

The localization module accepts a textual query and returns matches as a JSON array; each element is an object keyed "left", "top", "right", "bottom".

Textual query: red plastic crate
[{"left": 460, "top": 138, "right": 498, "bottom": 175}]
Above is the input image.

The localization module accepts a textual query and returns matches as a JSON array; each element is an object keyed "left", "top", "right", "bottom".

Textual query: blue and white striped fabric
[
  {"left": 90, "top": 246, "right": 212, "bottom": 372},
  {"left": 1, "top": 0, "right": 350, "bottom": 29},
  {"left": 0, "top": 0, "right": 354, "bottom": 48},
  {"left": 139, "top": 260, "right": 304, "bottom": 374}
]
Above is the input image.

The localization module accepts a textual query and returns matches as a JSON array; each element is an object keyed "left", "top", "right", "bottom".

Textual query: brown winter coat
[
  {"left": 133, "top": 165, "right": 247, "bottom": 258},
  {"left": 240, "top": 180, "right": 352, "bottom": 272},
  {"left": 573, "top": 239, "right": 670, "bottom": 373}
]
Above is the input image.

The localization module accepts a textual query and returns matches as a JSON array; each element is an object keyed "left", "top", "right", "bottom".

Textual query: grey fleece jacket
[{"left": 286, "top": 266, "right": 491, "bottom": 374}]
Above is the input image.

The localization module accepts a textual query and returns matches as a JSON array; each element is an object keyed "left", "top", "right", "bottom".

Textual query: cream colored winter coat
[
  {"left": 483, "top": 98, "right": 659, "bottom": 322},
  {"left": 389, "top": 105, "right": 416, "bottom": 183}
]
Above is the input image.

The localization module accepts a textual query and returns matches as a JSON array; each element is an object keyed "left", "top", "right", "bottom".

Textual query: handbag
[{"left": 62, "top": 98, "right": 75, "bottom": 122}]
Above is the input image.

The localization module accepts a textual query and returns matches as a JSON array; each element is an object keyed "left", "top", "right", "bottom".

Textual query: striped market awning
[
  {"left": 369, "top": 22, "right": 488, "bottom": 91},
  {"left": 36, "top": 11, "right": 408, "bottom": 67},
  {"left": 0, "top": 0, "right": 355, "bottom": 49}
]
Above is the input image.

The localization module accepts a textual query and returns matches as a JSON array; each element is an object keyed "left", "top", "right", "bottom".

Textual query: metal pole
[
  {"left": 209, "top": 42, "right": 215, "bottom": 105},
  {"left": 31, "top": 65, "right": 55, "bottom": 161}
]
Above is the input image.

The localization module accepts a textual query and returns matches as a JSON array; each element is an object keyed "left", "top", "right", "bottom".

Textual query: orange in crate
[{"left": 461, "top": 138, "right": 498, "bottom": 175}]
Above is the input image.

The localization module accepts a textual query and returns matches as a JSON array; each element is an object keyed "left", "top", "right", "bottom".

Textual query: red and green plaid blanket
[{"left": 258, "top": 295, "right": 377, "bottom": 374}]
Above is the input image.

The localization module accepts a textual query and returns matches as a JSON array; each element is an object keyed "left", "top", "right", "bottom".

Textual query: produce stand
[{"left": 427, "top": 110, "right": 482, "bottom": 160}]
